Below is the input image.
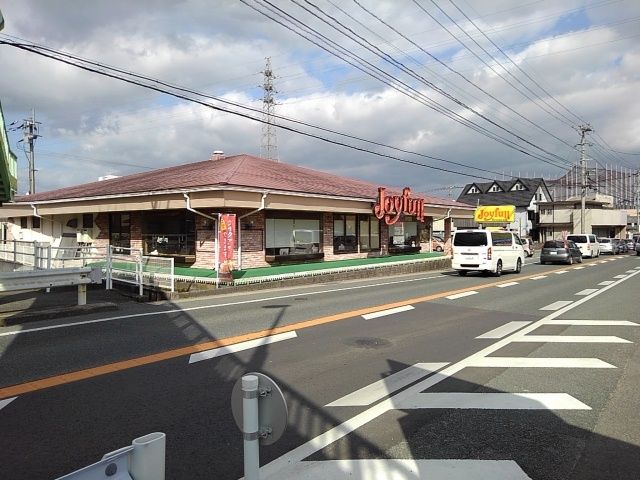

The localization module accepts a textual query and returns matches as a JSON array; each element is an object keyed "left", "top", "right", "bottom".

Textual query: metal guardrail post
[
  {"left": 77, "top": 284, "right": 87, "bottom": 306},
  {"left": 106, "top": 246, "right": 112, "bottom": 290},
  {"left": 169, "top": 257, "right": 175, "bottom": 293},
  {"left": 242, "top": 375, "right": 260, "bottom": 480},
  {"left": 138, "top": 260, "right": 143, "bottom": 297},
  {"left": 130, "top": 432, "right": 166, "bottom": 480},
  {"left": 13, "top": 240, "right": 17, "bottom": 263}
]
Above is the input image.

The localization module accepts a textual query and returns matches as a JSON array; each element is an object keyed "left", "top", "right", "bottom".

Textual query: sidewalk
[{"left": 0, "top": 253, "right": 450, "bottom": 325}]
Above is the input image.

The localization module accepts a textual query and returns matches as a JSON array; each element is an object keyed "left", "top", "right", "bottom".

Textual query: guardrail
[
  {"left": 56, "top": 432, "right": 165, "bottom": 480},
  {"left": 106, "top": 246, "right": 174, "bottom": 294},
  {"left": 0, "top": 267, "right": 102, "bottom": 305}
]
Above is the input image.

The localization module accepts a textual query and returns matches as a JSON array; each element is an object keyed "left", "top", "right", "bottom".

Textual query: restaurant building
[{"left": 0, "top": 153, "right": 474, "bottom": 270}]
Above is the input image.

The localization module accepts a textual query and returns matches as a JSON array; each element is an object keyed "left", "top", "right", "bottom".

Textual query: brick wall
[
  {"left": 130, "top": 212, "right": 142, "bottom": 251},
  {"left": 93, "top": 213, "right": 110, "bottom": 250},
  {"left": 193, "top": 212, "right": 217, "bottom": 269}
]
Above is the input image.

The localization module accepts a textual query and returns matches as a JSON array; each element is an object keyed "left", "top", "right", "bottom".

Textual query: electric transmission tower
[{"left": 260, "top": 57, "right": 279, "bottom": 161}]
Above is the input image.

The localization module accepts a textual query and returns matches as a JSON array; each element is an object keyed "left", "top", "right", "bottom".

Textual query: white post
[
  {"left": 169, "top": 257, "right": 175, "bottom": 293},
  {"left": 138, "top": 260, "right": 143, "bottom": 297},
  {"left": 106, "top": 246, "right": 112, "bottom": 290},
  {"left": 77, "top": 284, "right": 87, "bottom": 306},
  {"left": 130, "top": 432, "right": 166, "bottom": 480},
  {"left": 242, "top": 374, "right": 260, "bottom": 480}
]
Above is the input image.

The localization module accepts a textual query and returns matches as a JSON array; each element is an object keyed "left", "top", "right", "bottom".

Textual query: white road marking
[
  {"left": 446, "top": 291, "right": 478, "bottom": 300},
  {"left": 258, "top": 264, "right": 640, "bottom": 479},
  {"left": 598, "top": 261, "right": 608, "bottom": 264},
  {"left": 362, "top": 305, "right": 415, "bottom": 320},
  {"left": 326, "top": 363, "right": 448, "bottom": 407},
  {"left": 554, "top": 270, "right": 568, "bottom": 274},
  {"left": 513, "top": 335, "right": 631, "bottom": 343},
  {"left": 574, "top": 266, "right": 585, "bottom": 270},
  {"left": 598, "top": 281, "right": 615, "bottom": 285},
  {"left": 540, "top": 301, "right": 573, "bottom": 310},
  {"left": 613, "top": 275, "right": 627, "bottom": 279},
  {"left": 586, "top": 263, "right": 596, "bottom": 266},
  {"left": 476, "top": 321, "right": 531, "bottom": 339},
  {"left": 626, "top": 270, "right": 637, "bottom": 273},
  {"left": 395, "top": 393, "right": 591, "bottom": 410},
  {"left": 188, "top": 331, "right": 297, "bottom": 364},
  {"left": 496, "top": 282, "right": 519, "bottom": 288},
  {"left": 469, "top": 357, "right": 615, "bottom": 368},
  {"left": 276, "top": 459, "right": 532, "bottom": 480},
  {"left": 0, "top": 274, "right": 447, "bottom": 338},
  {"left": 0, "top": 397, "right": 16, "bottom": 411},
  {"left": 576, "top": 289, "right": 598, "bottom": 296},
  {"left": 530, "top": 275, "right": 547, "bottom": 280},
  {"left": 547, "top": 320, "right": 639, "bottom": 326}
]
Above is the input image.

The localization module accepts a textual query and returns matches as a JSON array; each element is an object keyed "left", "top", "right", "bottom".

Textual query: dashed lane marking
[
  {"left": 613, "top": 275, "right": 627, "bottom": 278},
  {"left": 446, "top": 291, "right": 478, "bottom": 300},
  {"left": 0, "top": 397, "right": 16, "bottom": 411},
  {"left": 530, "top": 275, "right": 547, "bottom": 280},
  {"left": 326, "top": 363, "right": 448, "bottom": 407},
  {"left": 540, "top": 301, "right": 573, "bottom": 310},
  {"left": 476, "top": 321, "right": 531, "bottom": 339},
  {"left": 469, "top": 357, "right": 615, "bottom": 369},
  {"left": 513, "top": 335, "right": 631, "bottom": 343},
  {"left": 496, "top": 282, "right": 519, "bottom": 288},
  {"left": 362, "top": 305, "right": 414, "bottom": 320},
  {"left": 576, "top": 289, "right": 599, "bottom": 296},
  {"left": 547, "top": 320, "right": 639, "bottom": 326},
  {"left": 394, "top": 393, "right": 591, "bottom": 410},
  {"left": 188, "top": 331, "right": 297, "bottom": 364},
  {"left": 554, "top": 270, "right": 568, "bottom": 274},
  {"left": 598, "top": 281, "right": 615, "bottom": 285}
]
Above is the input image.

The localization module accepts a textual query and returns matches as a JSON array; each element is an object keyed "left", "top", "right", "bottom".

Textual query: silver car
[{"left": 598, "top": 238, "right": 615, "bottom": 255}]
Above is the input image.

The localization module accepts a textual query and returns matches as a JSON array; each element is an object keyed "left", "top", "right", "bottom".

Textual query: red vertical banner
[{"left": 218, "top": 214, "right": 237, "bottom": 273}]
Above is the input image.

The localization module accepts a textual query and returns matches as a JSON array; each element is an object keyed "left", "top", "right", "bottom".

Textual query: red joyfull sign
[{"left": 373, "top": 187, "right": 425, "bottom": 225}]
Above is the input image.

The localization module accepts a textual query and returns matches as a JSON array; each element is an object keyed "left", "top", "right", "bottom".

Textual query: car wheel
[
  {"left": 436, "top": 246, "right": 443, "bottom": 252},
  {"left": 567, "top": 255, "right": 573, "bottom": 265},
  {"left": 458, "top": 270, "right": 467, "bottom": 276},
  {"left": 494, "top": 260, "right": 502, "bottom": 277},
  {"left": 515, "top": 258, "right": 522, "bottom": 273},
  {"left": 577, "top": 255, "right": 583, "bottom": 263}
]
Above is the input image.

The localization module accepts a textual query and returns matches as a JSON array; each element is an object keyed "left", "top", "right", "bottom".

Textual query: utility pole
[
  {"left": 636, "top": 170, "right": 639, "bottom": 237},
  {"left": 15, "top": 109, "right": 41, "bottom": 195},
  {"left": 578, "top": 124, "right": 592, "bottom": 234},
  {"left": 260, "top": 57, "right": 278, "bottom": 162}
]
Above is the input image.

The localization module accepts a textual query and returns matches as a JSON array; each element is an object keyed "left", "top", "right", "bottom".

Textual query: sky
[{"left": 1, "top": 0, "right": 639, "bottom": 200}]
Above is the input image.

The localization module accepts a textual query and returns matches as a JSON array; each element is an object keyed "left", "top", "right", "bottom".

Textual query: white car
[
  {"left": 452, "top": 229, "right": 525, "bottom": 277},
  {"left": 520, "top": 238, "right": 534, "bottom": 257},
  {"left": 566, "top": 234, "right": 600, "bottom": 258},
  {"left": 598, "top": 238, "right": 614, "bottom": 255}
]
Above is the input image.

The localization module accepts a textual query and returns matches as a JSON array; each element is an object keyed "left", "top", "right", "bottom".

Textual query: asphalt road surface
[{"left": 1, "top": 253, "right": 639, "bottom": 479}]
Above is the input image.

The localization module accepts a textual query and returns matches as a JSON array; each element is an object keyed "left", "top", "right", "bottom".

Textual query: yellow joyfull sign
[{"left": 474, "top": 205, "right": 515, "bottom": 223}]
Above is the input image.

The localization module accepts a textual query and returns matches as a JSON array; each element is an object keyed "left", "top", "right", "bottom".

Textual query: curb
[{"left": 0, "top": 302, "right": 119, "bottom": 326}]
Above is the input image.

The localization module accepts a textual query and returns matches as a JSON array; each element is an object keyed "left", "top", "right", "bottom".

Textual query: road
[{"left": 1, "top": 253, "right": 639, "bottom": 479}]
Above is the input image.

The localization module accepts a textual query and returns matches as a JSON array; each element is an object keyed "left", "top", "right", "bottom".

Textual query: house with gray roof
[{"left": 457, "top": 178, "right": 553, "bottom": 240}]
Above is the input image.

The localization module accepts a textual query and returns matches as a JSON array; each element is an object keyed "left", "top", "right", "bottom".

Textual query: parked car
[
  {"left": 598, "top": 238, "right": 615, "bottom": 255},
  {"left": 636, "top": 240, "right": 640, "bottom": 256},
  {"left": 431, "top": 236, "right": 445, "bottom": 252},
  {"left": 520, "top": 238, "right": 534, "bottom": 257},
  {"left": 540, "top": 239, "right": 583, "bottom": 265},
  {"left": 613, "top": 239, "right": 627, "bottom": 254},
  {"left": 452, "top": 229, "right": 525, "bottom": 276},
  {"left": 566, "top": 234, "right": 600, "bottom": 258},
  {"left": 626, "top": 239, "right": 635, "bottom": 251}
]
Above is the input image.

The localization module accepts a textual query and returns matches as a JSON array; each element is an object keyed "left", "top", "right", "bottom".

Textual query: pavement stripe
[
  {"left": 0, "top": 397, "right": 16, "bottom": 411},
  {"left": 547, "top": 320, "right": 639, "bottom": 326},
  {"left": 469, "top": 357, "right": 615, "bottom": 368},
  {"left": 476, "top": 321, "right": 531, "bottom": 339},
  {"left": 362, "top": 305, "right": 414, "bottom": 320},
  {"left": 554, "top": 270, "right": 568, "bottom": 274},
  {"left": 576, "top": 289, "right": 598, "bottom": 296},
  {"left": 326, "top": 363, "right": 448, "bottom": 407},
  {"left": 496, "top": 282, "right": 519, "bottom": 288},
  {"left": 598, "top": 281, "right": 615, "bottom": 285},
  {"left": 275, "top": 459, "right": 532, "bottom": 480},
  {"left": 258, "top": 269, "right": 640, "bottom": 478},
  {"left": 446, "top": 291, "right": 478, "bottom": 300},
  {"left": 613, "top": 275, "right": 627, "bottom": 279},
  {"left": 574, "top": 266, "right": 585, "bottom": 270},
  {"left": 188, "top": 331, "right": 297, "bottom": 364},
  {"left": 530, "top": 275, "right": 547, "bottom": 280},
  {"left": 626, "top": 270, "right": 637, "bottom": 273},
  {"left": 395, "top": 393, "right": 591, "bottom": 410},
  {"left": 513, "top": 335, "right": 631, "bottom": 343},
  {"left": 540, "top": 301, "right": 573, "bottom": 310}
]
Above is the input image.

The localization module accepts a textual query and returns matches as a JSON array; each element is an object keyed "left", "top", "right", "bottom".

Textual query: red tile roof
[{"left": 14, "top": 154, "right": 471, "bottom": 208}]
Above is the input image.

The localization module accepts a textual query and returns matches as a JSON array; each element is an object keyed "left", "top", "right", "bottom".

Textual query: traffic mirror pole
[{"left": 242, "top": 374, "right": 260, "bottom": 480}]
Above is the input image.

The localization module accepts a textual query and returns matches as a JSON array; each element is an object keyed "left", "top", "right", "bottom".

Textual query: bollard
[
  {"left": 130, "top": 432, "right": 166, "bottom": 480},
  {"left": 242, "top": 374, "right": 260, "bottom": 480},
  {"left": 77, "top": 284, "right": 87, "bottom": 306}
]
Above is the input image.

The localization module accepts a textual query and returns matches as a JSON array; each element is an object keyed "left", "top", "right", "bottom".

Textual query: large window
[
  {"left": 388, "top": 220, "right": 419, "bottom": 252},
  {"left": 142, "top": 210, "right": 195, "bottom": 256},
  {"left": 334, "top": 214, "right": 380, "bottom": 253},
  {"left": 109, "top": 213, "right": 131, "bottom": 249},
  {"left": 265, "top": 215, "right": 322, "bottom": 256}
]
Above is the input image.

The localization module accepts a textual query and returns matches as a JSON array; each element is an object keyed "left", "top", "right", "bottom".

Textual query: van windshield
[
  {"left": 454, "top": 232, "right": 488, "bottom": 246},
  {"left": 567, "top": 235, "right": 587, "bottom": 243}
]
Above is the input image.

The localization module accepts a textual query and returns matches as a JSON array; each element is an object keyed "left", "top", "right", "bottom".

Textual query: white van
[
  {"left": 566, "top": 234, "right": 600, "bottom": 258},
  {"left": 452, "top": 229, "right": 525, "bottom": 277}
]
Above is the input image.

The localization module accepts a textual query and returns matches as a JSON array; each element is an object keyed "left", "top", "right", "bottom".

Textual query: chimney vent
[{"left": 211, "top": 150, "right": 224, "bottom": 161}]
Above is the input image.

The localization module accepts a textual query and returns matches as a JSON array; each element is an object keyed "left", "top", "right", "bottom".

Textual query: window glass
[
  {"left": 333, "top": 214, "right": 357, "bottom": 252},
  {"left": 454, "top": 232, "right": 488, "bottom": 246},
  {"left": 32, "top": 216, "right": 41, "bottom": 229},
  {"left": 370, "top": 218, "right": 380, "bottom": 248},
  {"left": 141, "top": 210, "right": 195, "bottom": 256},
  {"left": 20, "top": 217, "right": 28, "bottom": 229},
  {"left": 266, "top": 215, "right": 321, "bottom": 256},
  {"left": 567, "top": 235, "right": 587, "bottom": 243},
  {"left": 82, "top": 214, "right": 94, "bottom": 229},
  {"left": 359, "top": 218, "right": 369, "bottom": 250},
  {"left": 109, "top": 213, "right": 132, "bottom": 249}
]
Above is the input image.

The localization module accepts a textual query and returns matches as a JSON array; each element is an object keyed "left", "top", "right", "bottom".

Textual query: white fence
[
  {"left": 106, "top": 246, "right": 174, "bottom": 293},
  {"left": 0, "top": 241, "right": 175, "bottom": 292}
]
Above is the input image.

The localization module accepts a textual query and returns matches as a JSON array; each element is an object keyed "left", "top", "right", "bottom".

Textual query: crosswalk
[{"left": 260, "top": 260, "right": 640, "bottom": 479}]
